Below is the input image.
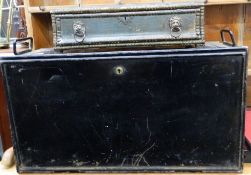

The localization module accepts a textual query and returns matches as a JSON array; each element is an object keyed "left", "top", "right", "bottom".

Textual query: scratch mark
[
  {"left": 147, "top": 88, "right": 154, "bottom": 97},
  {"left": 224, "top": 143, "right": 231, "bottom": 151},
  {"left": 175, "top": 153, "right": 181, "bottom": 160},
  {"left": 105, "top": 153, "right": 112, "bottom": 163},
  {"left": 86, "top": 118, "right": 103, "bottom": 141},
  {"left": 142, "top": 156, "right": 150, "bottom": 166},
  {"left": 131, "top": 154, "right": 138, "bottom": 166},
  {"left": 121, "top": 157, "right": 126, "bottom": 166},
  {"left": 191, "top": 146, "right": 199, "bottom": 153},
  {"left": 95, "top": 161, "right": 100, "bottom": 166},
  {"left": 34, "top": 104, "right": 39, "bottom": 116},
  {"left": 146, "top": 117, "right": 149, "bottom": 130},
  {"left": 18, "top": 68, "right": 25, "bottom": 72},
  {"left": 166, "top": 119, "right": 178, "bottom": 123},
  {"left": 72, "top": 160, "right": 86, "bottom": 166},
  {"left": 170, "top": 61, "right": 173, "bottom": 77},
  {"left": 50, "top": 159, "right": 56, "bottom": 163},
  {"left": 133, "top": 143, "right": 155, "bottom": 166},
  {"left": 145, "top": 117, "right": 152, "bottom": 146}
]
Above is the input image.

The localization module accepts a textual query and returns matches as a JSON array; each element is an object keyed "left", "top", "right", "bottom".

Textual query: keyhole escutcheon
[{"left": 114, "top": 66, "right": 125, "bottom": 75}]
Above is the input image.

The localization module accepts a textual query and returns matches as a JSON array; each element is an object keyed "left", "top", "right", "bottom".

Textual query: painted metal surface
[
  {"left": 51, "top": 3, "right": 204, "bottom": 50},
  {"left": 0, "top": 44, "right": 247, "bottom": 173}
]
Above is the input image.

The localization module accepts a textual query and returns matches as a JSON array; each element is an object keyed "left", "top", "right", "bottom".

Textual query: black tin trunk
[{"left": 0, "top": 44, "right": 248, "bottom": 173}]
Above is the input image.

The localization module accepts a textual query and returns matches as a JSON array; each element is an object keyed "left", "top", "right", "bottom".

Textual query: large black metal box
[{"left": 0, "top": 44, "right": 247, "bottom": 173}]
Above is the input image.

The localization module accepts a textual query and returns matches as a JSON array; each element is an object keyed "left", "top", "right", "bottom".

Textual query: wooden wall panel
[
  {"left": 81, "top": 0, "right": 251, "bottom": 4},
  {"left": 31, "top": 14, "right": 53, "bottom": 49},
  {"left": 244, "top": 4, "right": 251, "bottom": 106},
  {"left": 204, "top": 5, "right": 251, "bottom": 106},
  {"left": 24, "top": 0, "right": 33, "bottom": 44},
  {"left": 120, "top": 0, "right": 162, "bottom": 3},
  {"left": 29, "top": 0, "right": 77, "bottom": 6},
  {"left": 207, "top": 0, "right": 251, "bottom": 5},
  {"left": 81, "top": 0, "right": 202, "bottom": 5},
  {"left": 244, "top": 4, "right": 251, "bottom": 69},
  {"left": 204, "top": 5, "right": 244, "bottom": 45},
  {"left": 82, "top": 0, "right": 162, "bottom": 5},
  {"left": 82, "top": 0, "right": 115, "bottom": 5}
]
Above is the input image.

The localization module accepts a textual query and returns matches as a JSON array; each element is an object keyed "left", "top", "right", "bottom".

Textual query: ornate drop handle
[
  {"left": 169, "top": 16, "right": 182, "bottom": 38},
  {"left": 73, "top": 21, "right": 86, "bottom": 43}
]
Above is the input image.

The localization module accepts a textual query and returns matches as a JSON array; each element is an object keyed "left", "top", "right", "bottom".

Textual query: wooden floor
[{"left": 1, "top": 164, "right": 251, "bottom": 175}]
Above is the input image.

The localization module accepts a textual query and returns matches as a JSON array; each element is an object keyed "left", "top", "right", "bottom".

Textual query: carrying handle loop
[
  {"left": 13, "top": 37, "right": 33, "bottom": 55},
  {"left": 220, "top": 29, "right": 236, "bottom": 47}
]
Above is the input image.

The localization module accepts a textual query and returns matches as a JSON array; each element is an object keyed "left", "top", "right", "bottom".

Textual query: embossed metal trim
[
  {"left": 55, "top": 9, "right": 199, "bottom": 18},
  {"left": 54, "top": 40, "right": 205, "bottom": 50},
  {"left": 51, "top": 3, "right": 204, "bottom": 14}
]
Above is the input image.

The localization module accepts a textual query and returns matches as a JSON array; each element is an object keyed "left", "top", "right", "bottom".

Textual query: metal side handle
[
  {"left": 220, "top": 29, "right": 236, "bottom": 47},
  {"left": 13, "top": 37, "right": 33, "bottom": 55}
]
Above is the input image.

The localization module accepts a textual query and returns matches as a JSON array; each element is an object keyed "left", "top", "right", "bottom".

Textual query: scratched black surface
[{"left": 2, "top": 52, "right": 246, "bottom": 172}]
